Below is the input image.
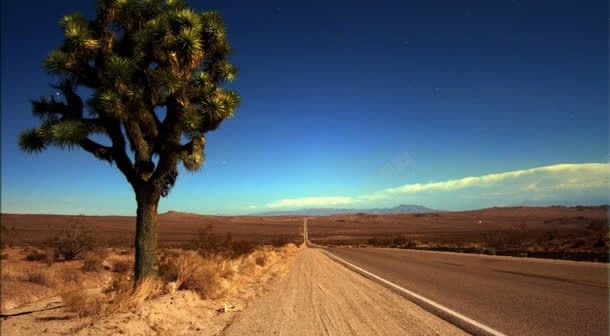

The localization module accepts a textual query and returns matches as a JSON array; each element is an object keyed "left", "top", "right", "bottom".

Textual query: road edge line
[{"left": 321, "top": 249, "right": 508, "bottom": 336}]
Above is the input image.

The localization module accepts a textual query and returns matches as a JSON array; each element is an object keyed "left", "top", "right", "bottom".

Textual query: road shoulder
[{"left": 223, "top": 247, "right": 468, "bottom": 336}]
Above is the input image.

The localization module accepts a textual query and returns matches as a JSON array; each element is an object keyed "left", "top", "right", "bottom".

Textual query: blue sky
[{"left": 1, "top": 0, "right": 608, "bottom": 215}]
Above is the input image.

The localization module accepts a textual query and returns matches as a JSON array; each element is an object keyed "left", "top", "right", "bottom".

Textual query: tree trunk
[{"left": 134, "top": 187, "right": 161, "bottom": 281}]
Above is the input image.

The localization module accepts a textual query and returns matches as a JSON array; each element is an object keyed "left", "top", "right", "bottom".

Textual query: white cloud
[
  {"left": 267, "top": 196, "right": 353, "bottom": 208},
  {"left": 523, "top": 183, "right": 538, "bottom": 191},
  {"left": 357, "top": 192, "right": 387, "bottom": 201},
  {"left": 264, "top": 163, "right": 609, "bottom": 210},
  {"left": 385, "top": 163, "right": 608, "bottom": 194}
]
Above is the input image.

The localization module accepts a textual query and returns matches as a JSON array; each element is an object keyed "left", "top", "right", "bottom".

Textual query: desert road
[
  {"left": 226, "top": 220, "right": 607, "bottom": 335},
  {"left": 224, "top": 221, "right": 467, "bottom": 336},
  {"left": 324, "top": 237, "right": 608, "bottom": 335}
]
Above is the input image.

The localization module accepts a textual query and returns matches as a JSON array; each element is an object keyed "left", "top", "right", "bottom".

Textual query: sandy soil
[
  {"left": 224, "top": 246, "right": 468, "bottom": 336},
  {"left": 1, "top": 245, "right": 300, "bottom": 336}
]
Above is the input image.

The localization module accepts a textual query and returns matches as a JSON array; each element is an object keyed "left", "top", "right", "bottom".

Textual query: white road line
[{"left": 322, "top": 249, "right": 508, "bottom": 336}]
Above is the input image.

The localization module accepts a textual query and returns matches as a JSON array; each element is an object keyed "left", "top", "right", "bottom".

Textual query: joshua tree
[{"left": 17, "top": 0, "right": 240, "bottom": 280}]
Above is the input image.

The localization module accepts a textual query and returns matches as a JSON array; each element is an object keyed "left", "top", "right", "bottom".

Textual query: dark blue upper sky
[{"left": 2, "top": 0, "right": 608, "bottom": 214}]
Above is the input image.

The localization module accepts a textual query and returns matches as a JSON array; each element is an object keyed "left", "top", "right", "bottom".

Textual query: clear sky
[{"left": 1, "top": 0, "right": 608, "bottom": 215}]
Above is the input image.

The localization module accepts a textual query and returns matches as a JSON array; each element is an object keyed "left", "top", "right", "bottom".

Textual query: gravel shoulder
[{"left": 223, "top": 246, "right": 467, "bottom": 336}]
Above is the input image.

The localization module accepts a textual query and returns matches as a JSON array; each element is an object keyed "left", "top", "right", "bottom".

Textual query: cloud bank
[{"left": 265, "top": 163, "right": 609, "bottom": 209}]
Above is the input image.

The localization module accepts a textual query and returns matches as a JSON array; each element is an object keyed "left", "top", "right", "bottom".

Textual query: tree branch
[
  {"left": 149, "top": 97, "right": 182, "bottom": 186},
  {"left": 104, "top": 120, "right": 142, "bottom": 188},
  {"left": 79, "top": 138, "right": 112, "bottom": 162}
]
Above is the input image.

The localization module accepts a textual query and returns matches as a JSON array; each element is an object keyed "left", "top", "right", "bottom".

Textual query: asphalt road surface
[{"left": 326, "top": 246, "right": 608, "bottom": 336}]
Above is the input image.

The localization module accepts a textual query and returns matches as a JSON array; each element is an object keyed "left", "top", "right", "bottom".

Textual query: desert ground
[
  {"left": 1, "top": 211, "right": 305, "bottom": 247},
  {"left": 0, "top": 228, "right": 466, "bottom": 336},
  {"left": 1, "top": 206, "right": 608, "bottom": 335},
  {"left": 2, "top": 206, "right": 607, "bottom": 257},
  {"left": 1, "top": 242, "right": 301, "bottom": 335},
  {"left": 307, "top": 206, "right": 609, "bottom": 261},
  {"left": 5, "top": 206, "right": 607, "bottom": 261}
]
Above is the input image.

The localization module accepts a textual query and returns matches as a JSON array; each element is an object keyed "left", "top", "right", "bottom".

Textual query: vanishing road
[
  {"left": 224, "top": 219, "right": 467, "bottom": 336},
  {"left": 226, "top": 220, "right": 607, "bottom": 335}
]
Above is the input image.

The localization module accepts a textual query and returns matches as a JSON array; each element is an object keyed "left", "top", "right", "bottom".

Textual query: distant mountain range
[
  {"left": 510, "top": 200, "right": 609, "bottom": 207},
  {"left": 252, "top": 204, "right": 443, "bottom": 216}
]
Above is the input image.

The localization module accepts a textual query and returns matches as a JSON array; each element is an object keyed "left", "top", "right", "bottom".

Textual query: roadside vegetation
[
  {"left": 312, "top": 217, "right": 609, "bottom": 262},
  {"left": 1, "top": 223, "right": 300, "bottom": 334}
]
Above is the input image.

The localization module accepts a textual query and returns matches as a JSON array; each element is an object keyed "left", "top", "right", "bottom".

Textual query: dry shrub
[
  {"left": 82, "top": 253, "right": 104, "bottom": 272},
  {"left": 158, "top": 261, "right": 179, "bottom": 283},
  {"left": 2, "top": 263, "right": 81, "bottom": 291},
  {"left": 180, "top": 264, "right": 218, "bottom": 299},
  {"left": 271, "top": 238, "right": 290, "bottom": 247},
  {"left": 191, "top": 225, "right": 259, "bottom": 259},
  {"left": 44, "top": 251, "right": 57, "bottom": 265},
  {"left": 59, "top": 268, "right": 81, "bottom": 284},
  {"left": 24, "top": 268, "right": 56, "bottom": 287},
  {"left": 1, "top": 264, "right": 23, "bottom": 282},
  {"left": 255, "top": 253, "right": 268, "bottom": 267},
  {"left": 159, "top": 252, "right": 220, "bottom": 299},
  {"left": 105, "top": 276, "right": 130, "bottom": 294},
  {"left": 214, "top": 258, "right": 235, "bottom": 279},
  {"left": 279, "top": 243, "right": 299, "bottom": 254},
  {"left": 226, "top": 240, "right": 257, "bottom": 259},
  {"left": 25, "top": 250, "right": 46, "bottom": 262},
  {"left": 96, "top": 247, "right": 110, "bottom": 259},
  {"left": 48, "top": 225, "right": 95, "bottom": 261},
  {"left": 231, "top": 251, "right": 263, "bottom": 276},
  {"left": 25, "top": 249, "right": 56, "bottom": 265},
  {"left": 63, "top": 278, "right": 163, "bottom": 320},
  {"left": 191, "top": 226, "right": 226, "bottom": 256},
  {"left": 158, "top": 250, "right": 180, "bottom": 283},
  {"left": 61, "top": 289, "right": 104, "bottom": 318},
  {"left": 113, "top": 261, "right": 131, "bottom": 274},
  {"left": 108, "top": 277, "right": 164, "bottom": 313}
]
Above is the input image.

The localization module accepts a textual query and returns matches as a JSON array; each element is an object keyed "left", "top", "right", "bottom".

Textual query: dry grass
[
  {"left": 105, "top": 277, "right": 164, "bottom": 313},
  {"left": 190, "top": 225, "right": 260, "bottom": 259},
  {"left": 156, "top": 245, "right": 291, "bottom": 300},
  {"left": 82, "top": 253, "right": 104, "bottom": 272},
  {"left": 1, "top": 264, "right": 57, "bottom": 287},
  {"left": 0, "top": 247, "right": 114, "bottom": 311},
  {"left": 2, "top": 243, "right": 301, "bottom": 336},
  {"left": 61, "top": 289, "right": 105, "bottom": 318},
  {"left": 180, "top": 264, "right": 219, "bottom": 299},
  {"left": 24, "top": 249, "right": 56, "bottom": 265},
  {"left": 255, "top": 252, "right": 268, "bottom": 267},
  {"left": 3, "top": 242, "right": 296, "bottom": 329},
  {"left": 159, "top": 251, "right": 220, "bottom": 299},
  {"left": 62, "top": 277, "right": 163, "bottom": 321},
  {"left": 113, "top": 260, "right": 131, "bottom": 274},
  {"left": 24, "top": 268, "right": 56, "bottom": 287},
  {"left": 58, "top": 268, "right": 82, "bottom": 285}
]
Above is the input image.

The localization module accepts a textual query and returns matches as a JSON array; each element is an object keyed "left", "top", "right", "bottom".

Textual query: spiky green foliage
[
  {"left": 18, "top": 129, "right": 47, "bottom": 153},
  {"left": 20, "top": 0, "right": 240, "bottom": 194}
]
